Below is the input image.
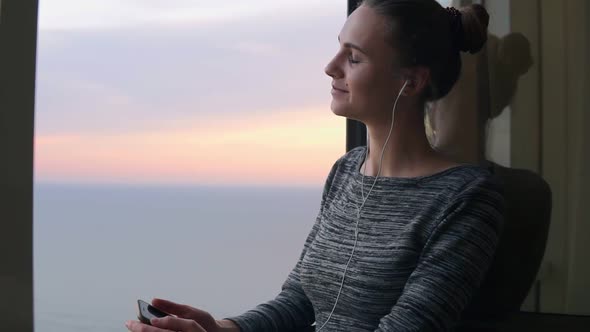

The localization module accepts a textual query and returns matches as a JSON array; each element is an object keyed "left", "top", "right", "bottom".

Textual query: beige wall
[
  {"left": 508, "top": 0, "right": 543, "bottom": 311},
  {"left": 511, "top": 0, "right": 590, "bottom": 314},
  {"left": 485, "top": 0, "right": 512, "bottom": 167},
  {"left": 564, "top": 0, "right": 590, "bottom": 313}
]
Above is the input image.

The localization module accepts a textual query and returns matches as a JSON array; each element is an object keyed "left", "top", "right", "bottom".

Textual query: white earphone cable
[{"left": 316, "top": 80, "right": 409, "bottom": 331}]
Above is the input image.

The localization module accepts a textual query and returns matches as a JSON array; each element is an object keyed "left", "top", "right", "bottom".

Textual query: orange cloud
[{"left": 35, "top": 106, "right": 346, "bottom": 186}]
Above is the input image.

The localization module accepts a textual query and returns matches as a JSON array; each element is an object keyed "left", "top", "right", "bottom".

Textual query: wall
[{"left": 511, "top": 0, "right": 590, "bottom": 314}]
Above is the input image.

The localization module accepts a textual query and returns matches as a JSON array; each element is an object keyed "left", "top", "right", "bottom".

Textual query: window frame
[
  {"left": 346, "top": 0, "right": 367, "bottom": 152},
  {"left": 0, "top": 1, "right": 38, "bottom": 331}
]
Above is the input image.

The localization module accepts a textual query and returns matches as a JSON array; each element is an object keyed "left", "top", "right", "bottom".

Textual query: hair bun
[{"left": 458, "top": 4, "right": 489, "bottom": 54}]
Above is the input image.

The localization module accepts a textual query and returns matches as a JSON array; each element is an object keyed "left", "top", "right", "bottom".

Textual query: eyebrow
[{"left": 338, "top": 35, "right": 368, "bottom": 55}]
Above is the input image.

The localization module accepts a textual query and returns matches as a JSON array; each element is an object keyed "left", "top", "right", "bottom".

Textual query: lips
[{"left": 332, "top": 85, "right": 349, "bottom": 93}]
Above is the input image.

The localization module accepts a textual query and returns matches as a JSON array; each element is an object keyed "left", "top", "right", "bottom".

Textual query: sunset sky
[{"left": 34, "top": 0, "right": 348, "bottom": 186}]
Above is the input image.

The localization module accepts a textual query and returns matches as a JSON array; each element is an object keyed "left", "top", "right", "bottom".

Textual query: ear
[{"left": 397, "top": 66, "right": 430, "bottom": 97}]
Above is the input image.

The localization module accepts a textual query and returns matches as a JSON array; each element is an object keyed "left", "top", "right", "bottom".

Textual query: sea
[{"left": 34, "top": 183, "right": 322, "bottom": 332}]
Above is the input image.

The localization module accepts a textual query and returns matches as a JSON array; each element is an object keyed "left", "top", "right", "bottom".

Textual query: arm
[
  {"left": 225, "top": 158, "right": 342, "bottom": 332},
  {"left": 375, "top": 176, "right": 505, "bottom": 332}
]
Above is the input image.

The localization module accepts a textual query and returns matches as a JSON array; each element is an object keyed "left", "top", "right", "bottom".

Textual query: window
[{"left": 34, "top": 1, "right": 345, "bottom": 330}]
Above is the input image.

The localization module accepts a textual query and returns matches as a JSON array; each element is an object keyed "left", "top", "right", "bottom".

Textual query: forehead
[{"left": 339, "top": 5, "right": 392, "bottom": 55}]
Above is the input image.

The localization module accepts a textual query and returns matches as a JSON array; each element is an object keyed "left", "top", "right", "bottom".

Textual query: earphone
[{"left": 316, "top": 79, "right": 410, "bottom": 331}]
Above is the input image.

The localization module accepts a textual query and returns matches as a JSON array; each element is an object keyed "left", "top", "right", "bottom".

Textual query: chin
[
  {"left": 330, "top": 107, "right": 347, "bottom": 118},
  {"left": 330, "top": 100, "right": 351, "bottom": 116},
  {"left": 330, "top": 102, "right": 362, "bottom": 121}
]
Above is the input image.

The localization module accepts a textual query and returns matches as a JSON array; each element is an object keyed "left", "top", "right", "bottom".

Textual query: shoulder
[
  {"left": 325, "top": 146, "right": 365, "bottom": 178},
  {"left": 418, "top": 164, "right": 502, "bottom": 205},
  {"left": 424, "top": 167, "right": 506, "bottom": 247},
  {"left": 449, "top": 166, "right": 504, "bottom": 205},
  {"left": 335, "top": 146, "right": 366, "bottom": 172},
  {"left": 339, "top": 145, "right": 366, "bottom": 166},
  {"left": 320, "top": 147, "right": 365, "bottom": 202},
  {"left": 428, "top": 165, "right": 505, "bottom": 226},
  {"left": 442, "top": 167, "right": 506, "bottom": 230}
]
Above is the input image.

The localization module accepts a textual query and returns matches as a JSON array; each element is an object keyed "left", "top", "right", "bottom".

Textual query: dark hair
[{"left": 360, "top": 0, "right": 489, "bottom": 101}]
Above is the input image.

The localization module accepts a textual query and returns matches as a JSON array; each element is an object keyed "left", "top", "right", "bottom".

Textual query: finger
[
  {"left": 151, "top": 316, "right": 206, "bottom": 332},
  {"left": 151, "top": 298, "right": 180, "bottom": 312},
  {"left": 125, "top": 320, "right": 174, "bottom": 332},
  {"left": 151, "top": 298, "right": 191, "bottom": 316},
  {"left": 151, "top": 298, "right": 209, "bottom": 320}
]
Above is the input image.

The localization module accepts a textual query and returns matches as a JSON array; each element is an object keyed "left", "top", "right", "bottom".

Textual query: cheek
[
  {"left": 349, "top": 69, "right": 388, "bottom": 104},
  {"left": 348, "top": 69, "right": 372, "bottom": 91}
]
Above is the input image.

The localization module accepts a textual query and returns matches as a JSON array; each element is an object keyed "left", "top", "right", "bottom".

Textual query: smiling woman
[
  {"left": 11, "top": 0, "right": 588, "bottom": 331},
  {"left": 33, "top": 1, "right": 346, "bottom": 332}
]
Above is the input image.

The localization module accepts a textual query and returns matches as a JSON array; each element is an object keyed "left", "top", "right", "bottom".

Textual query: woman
[{"left": 126, "top": 1, "right": 504, "bottom": 331}]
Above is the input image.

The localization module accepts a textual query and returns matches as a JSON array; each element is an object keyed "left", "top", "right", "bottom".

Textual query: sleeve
[
  {"left": 225, "top": 157, "right": 342, "bottom": 332},
  {"left": 375, "top": 175, "right": 505, "bottom": 332}
]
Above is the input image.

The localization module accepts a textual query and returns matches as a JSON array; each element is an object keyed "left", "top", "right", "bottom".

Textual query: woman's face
[{"left": 325, "top": 5, "right": 404, "bottom": 123}]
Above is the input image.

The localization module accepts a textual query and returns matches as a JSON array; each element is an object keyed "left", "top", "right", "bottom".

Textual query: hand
[
  {"left": 126, "top": 298, "right": 240, "bottom": 332},
  {"left": 126, "top": 316, "right": 206, "bottom": 332},
  {"left": 151, "top": 298, "right": 220, "bottom": 331}
]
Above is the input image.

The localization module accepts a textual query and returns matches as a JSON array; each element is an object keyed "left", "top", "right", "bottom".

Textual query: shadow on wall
[{"left": 426, "top": 30, "right": 552, "bottom": 322}]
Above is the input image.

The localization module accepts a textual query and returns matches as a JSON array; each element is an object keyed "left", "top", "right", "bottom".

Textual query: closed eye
[{"left": 348, "top": 54, "right": 361, "bottom": 64}]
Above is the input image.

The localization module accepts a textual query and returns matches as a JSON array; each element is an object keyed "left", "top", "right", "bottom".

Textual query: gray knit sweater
[{"left": 227, "top": 147, "right": 504, "bottom": 331}]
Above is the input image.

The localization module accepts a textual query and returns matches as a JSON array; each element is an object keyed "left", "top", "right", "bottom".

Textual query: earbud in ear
[
  {"left": 404, "top": 76, "right": 416, "bottom": 86},
  {"left": 398, "top": 79, "right": 410, "bottom": 96}
]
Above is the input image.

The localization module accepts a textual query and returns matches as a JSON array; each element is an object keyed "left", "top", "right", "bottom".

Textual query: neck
[
  {"left": 362, "top": 103, "right": 440, "bottom": 178},
  {"left": 429, "top": 100, "right": 488, "bottom": 166}
]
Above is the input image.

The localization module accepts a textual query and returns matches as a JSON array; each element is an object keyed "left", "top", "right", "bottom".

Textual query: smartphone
[{"left": 137, "top": 299, "right": 170, "bottom": 325}]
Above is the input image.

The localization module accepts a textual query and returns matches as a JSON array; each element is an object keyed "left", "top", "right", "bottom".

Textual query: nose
[{"left": 324, "top": 54, "right": 343, "bottom": 79}]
